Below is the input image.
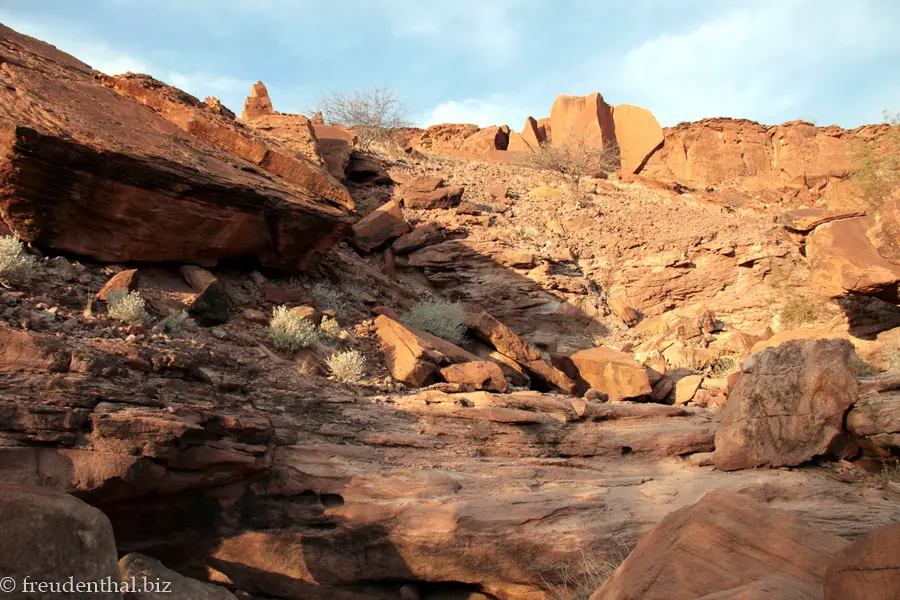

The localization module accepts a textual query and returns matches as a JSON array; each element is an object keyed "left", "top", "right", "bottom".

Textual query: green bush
[
  {"left": 269, "top": 305, "right": 319, "bottom": 352},
  {"left": 326, "top": 349, "right": 367, "bottom": 383},
  {"left": 106, "top": 290, "right": 148, "bottom": 325},
  {"left": 400, "top": 299, "right": 468, "bottom": 343},
  {"left": 0, "top": 235, "right": 37, "bottom": 284},
  {"left": 160, "top": 310, "right": 193, "bottom": 337}
]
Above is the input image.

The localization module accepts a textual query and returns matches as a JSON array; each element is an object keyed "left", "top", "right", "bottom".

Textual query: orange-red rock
[
  {"left": 507, "top": 117, "right": 544, "bottom": 152},
  {"left": 714, "top": 339, "right": 859, "bottom": 471},
  {"left": 613, "top": 104, "right": 664, "bottom": 174},
  {"left": 98, "top": 269, "right": 140, "bottom": 301},
  {"left": 439, "top": 361, "right": 509, "bottom": 393},
  {"left": 241, "top": 81, "right": 274, "bottom": 121},
  {"left": 591, "top": 490, "right": 850, "bottom": 600},
  {"left": 781, "top": 207, "right": 865, "bottom": 232},
  {"left": 550, "top": 92, "right": 615, "bottom": 150},
  {"left": 565, "top": 347, "right": 652, "bottom": 400},
  {"left": 824, "top": 522, "right": 900, "bottom": 600},
  {"left": 461, "top": 125, "right": 510, "bottom": 154},
  {"left": 351, "top": 200, "right": 409, "bottom": 251},
  {"left": 404, "top": 185, "right": 465, "bottom": 210}
]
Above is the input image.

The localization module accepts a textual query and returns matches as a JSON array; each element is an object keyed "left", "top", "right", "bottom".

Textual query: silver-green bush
[
  {"left": 0, "top": 235, "right": 37, "bottom": 284},
  {"left": 326, "top": 349, "right": 366, "bottom": 383},
  {"left": 160, "top": 310, "right": 193, "bottom": 337},
  {"left": 319, "top": 315, "right": 342, "bottom": 338},
  {"left": 106, "top": 290, "right": 149, "bottom": 325},
  {"left": 270, "top": 305, "right": 320, "bottom": 352},
  {"left": 401, "top": 299, "right": 468, "bottom": 343}
]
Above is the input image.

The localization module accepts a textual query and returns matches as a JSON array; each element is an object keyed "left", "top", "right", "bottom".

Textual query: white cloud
[
  {"left": 607, "top": 0, "right": 899, "bottom": 125},
  {"left": 423, "top": 97, "right": 532, "bottom": 128}
]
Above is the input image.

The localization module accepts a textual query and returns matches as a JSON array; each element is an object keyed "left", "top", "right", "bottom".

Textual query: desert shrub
[
  {"left": 542, "top": 547, "right": 631, "bottom": 600},
  {"left": 709, "top": 355, "right": 739, "bottom": 378},
  {"left": 777, "top": 293, "right": 828, "bottom": 329},
  {"left": 858, "top": 359, "right": 879, "bottom": 377},
  {"left": 160, "top": 310, "right": 193, "bottom": 337},
  {"left": 319, "top": 315, "right": 342, "bottom": 338},
  {"left": 853, "top": 110, "right": 899, "bottom": 209},
  {"left": 269, "top": 305, "right": 320, "bottom": 352},
  {"left": 311, "top": 86, "right": 412, "bottom": 151},
  {"left": 312, "top": 282, "right": 348, "bottom": 313},
  {"left": 518, "top": 135, "right": 620, "bottom": 198},
  {"left": 106, "top": 290, "right": 148, "bottom": 325},
  {"left": 326, "top": 349, "right": 367, "bottom": 383},
  {"left": 887, "top": 345, "right": 900, "bottom": 372},
  {"left": 0, "top": 235, "right": 37, "bottom": 284},
  {"left": 400, "top": 299, "right": 468, "bottom": 344}
]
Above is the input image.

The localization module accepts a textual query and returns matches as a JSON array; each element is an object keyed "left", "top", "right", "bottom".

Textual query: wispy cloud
[{"left": 423, "top": 96, "right": 534, "bottom": 127}]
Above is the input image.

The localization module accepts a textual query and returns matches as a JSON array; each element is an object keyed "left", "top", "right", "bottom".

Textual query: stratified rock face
[
  {"left": 0, "top": 25, "right": 354, "bottom": 271},
  {"left": 781, "top": 207, "right": 866, "bottom": 232},
  {"left": 868, "top": 189, "right": 900, "bottom": 265},
  {"left": 713, "top": 338, "right": 858, "bottom": 471},
  {"left": 590, "top": 490, "right": 850, "bottom": 600},
  {"left": 462, "top": 125, "right": 510, "bottom": 153},
  {"left": 241, "top": 81, "right": 274, "bottom": 120},
  {"left": 613, "top": 104, "right": 664, "bottom": 174},
  {"left": 824, "top": 522, "right": 900, "bottom": 600},
  {"left": 407, "top": 123, "right": 480, "bottom": 155},
  {"left": 806, "top": 217, "right": 900, "bottom": 301},
  {"left": 550, "top": 92, "right": 616, "bottom": 150},
  {"left": 0, "top": 484, "right": 121, "bottom": 599},
  {"left": 846, "top": 391, "right": 900, "bottom": 455}
]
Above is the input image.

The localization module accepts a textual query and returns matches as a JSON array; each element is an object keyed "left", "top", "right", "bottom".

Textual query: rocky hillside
[{"left": 0, "top": 24, "right": 898, "bottom": 600}]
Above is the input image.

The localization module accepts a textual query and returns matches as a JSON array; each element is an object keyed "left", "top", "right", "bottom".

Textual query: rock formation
[
  {"left": 612, "top": 104, "right": 664, "bottom": 173},
  {"left": 241, "top": 81, "right": 275, "bottom": 120}
]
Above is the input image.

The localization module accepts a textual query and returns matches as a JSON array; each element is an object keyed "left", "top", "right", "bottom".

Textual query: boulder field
[{"left": 0, "top": 22, "right": 898, "bottom": 600}]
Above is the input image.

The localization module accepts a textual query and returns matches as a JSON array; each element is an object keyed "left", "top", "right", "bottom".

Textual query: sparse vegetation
[
  {"left": 776, "top": 293, "right": 829, "bottom": 330},
  {"left": 853, "top": 110, "right": 900, "bottom": 209},
  {"left": 881, "top": 461, "right": 900, "bottom": 487},
  {"left": 269, "top": 305, "right": 320, "bottom": 352},
  {"left": 709, "top": 355, "right": 739, "bottom": 378},
  {"left": 311, "top": 86, "right": 412, "bottom": 151},
  {"left": 542, "top": 548, "right": 631, "bottom": 600},
  {"left": 160, "top": 310, "right": 192, "bottom": 337},
  {"left": 326, "top": 349, "right": 367, "bottom": 383},
  {"left": 401, "top": 299, "right": 468, "bottom": 344},
  {"left": 105, "top": 290, "right": 149, "bottom": 325},
  {"left": 319, "top": 315, "right": 342, "bottom": 338},
  {"left": 858, "top": 359, "right": 879, "bottom": 377},
  {"left": 0, "top": 235, "right": 37, "bottom": 284},
  {"left": 312, "top": 282, "right": 349, "bottom": 313},
  {"left": 518, "top": 136, "right": 620, "bottom": 199}
]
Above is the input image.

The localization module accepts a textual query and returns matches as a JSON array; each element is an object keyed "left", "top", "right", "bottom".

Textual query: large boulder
[
  {"left": 351, "top": 200, "right": 409, "bottom": 251},
  {"left": 439, "top": 361, "right": 509, "bottom": 393},
  {"left": 714, "top": 339, "right": 859, "bottom": 471},
  {"left": 0, "top": 484, "right": 121, "bottom": 599},
  {"left": 807, "top": 216, "right": 900, "bottom": 301},
  {"left": 461, "top": 125, "right": 510, "bottom": 154},
  {"left": 0, "top": 25, "right": 354, "bottom": 272},
  {"left": 550, "top": 92, "right": 616, "bottom": 150},
  {"left": 590, "top": 490, "right": 850, "bottom": 600},
  {"left": 824, "top": 522, "right": 900, "bottom": 600},
  {"left": 468, "top": 312, "right": 575, "bottom": 393},
  {"left": 564, "top": 347, "right": 652, "bottom": 400},
  {"left": 846, "top": 391, "right": 900, "bottom": 455},
  {"left": 612, "top": 104, "right": 664, "bottom": 174},
  {"left": 312, "top": 123, "right": 356, "bottom": 180}
]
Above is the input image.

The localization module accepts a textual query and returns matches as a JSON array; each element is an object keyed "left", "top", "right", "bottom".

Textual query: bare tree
[
  {"left": 312, "top": 86, "right": 413, "bottom": 151},
  {"left": 517, "top": 135, "right": 621, "bottom": 197}
]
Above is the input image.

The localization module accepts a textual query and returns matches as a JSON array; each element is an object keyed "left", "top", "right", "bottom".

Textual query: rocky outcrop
[
  {"left": 846, "top": 390, "right": 900, "bottom": 455},
  {"left": 807, "top": 216, "right": 900, "bottom": 301},
  {"left": 374, "top": 315, "right": 478, "bottom": 386},
  {"left": 824, "top": 522, "right": 900, "bottom": 600},
  {"left": 714, "top": 338, "right": 858, "bottom": 471},
  {"left": 351, "top": 200, "right": 409, "bottom": 251},
  {"left": 120, "top": 553, "right": 239, "bottom": 599},
  {"left": 591, "top": 490, "right": 851, "bottom": 600},
  {"left": 461, "top": 125, "right": 510, "bottom": 153},
  {"left": 0, "top": 25, "right": 354, "bottom": 272},
  {"left": 562, "top": 347, "right": 652, "bottom": 400},
  {"left": 550, "top": 92, "right": 616, "bottom": 150},
  {"left": 241, "top": 81, "right": 275, "bottom": 121},
  {"left": 0, "top": 484, "right": 121, "bottom": 599},
  {"left": 507, "top": 116, "right": 546, "bottom": 152},
  {"left": 612, "top": 104, "right": 664, "bottom": 174}
]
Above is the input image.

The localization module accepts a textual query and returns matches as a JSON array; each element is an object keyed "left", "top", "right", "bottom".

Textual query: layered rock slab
[{"left": 0, "top": 25, "right": 353, "bottom": 271}]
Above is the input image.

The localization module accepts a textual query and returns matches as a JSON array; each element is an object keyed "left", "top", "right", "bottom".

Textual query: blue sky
[{"left": 1, "top": 0, "right": 898, "bottom": 129}]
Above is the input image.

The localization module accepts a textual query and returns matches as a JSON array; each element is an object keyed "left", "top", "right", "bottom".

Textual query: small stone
[
  {"left": 210, "top": 327, "right": 228, "bottom": 340},
  {"left": 249, "top": 271, "right": 267, "bottom": 286},
  {"left": 585, "top": 388, "right": 609, "bottom": 402},
  {"left": 243, "top": 308, "right": 268, "bottom": 324},
  {"left": 125, "top": 334, "right": 137, "bottom": 343}
]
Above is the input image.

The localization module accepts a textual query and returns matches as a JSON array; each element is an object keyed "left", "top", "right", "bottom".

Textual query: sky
[{"left": 1, "top": 0, "right": 898, "bottom": 129}]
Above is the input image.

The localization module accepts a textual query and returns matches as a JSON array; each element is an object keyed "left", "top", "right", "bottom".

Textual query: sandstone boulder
[
  {"left": 392, "top": 222, "right": 444, "bottom": 254},
  {"left": 0, "top": 26, "right": 353, "bottom": 271},
  {"left": 550, "top": 92, "right": 615, "bottom": 150},
  {"left": 120, "top": 553, "right": 238, "bottom": 599},
  {"left": 351, "top": 200, "right": 409, "bottom": 251},
  {"left": 312, "top": 123, "right": 356, "bottom": 179},
  {"left": 241, "top": 81, "right": 274, "bottom": 120},
  {"left": 0, "top": 484, "right": 121, "bottom": 599},
  {"left": 824, "top": 522, "right": 900, "bottom": 600},
  {"left": 807, "top": 216, "right": 900, "bottom": 301},
  {"left": 714, "top": 338, "right": 859, "bottom": 471},
  {"left": 98, "top": 268, "right": 140, "bottom": 301},
  {"left": 507, "top": 117, "right": 545, "bottom": 152},
  {"left": 404, "top": 185, "right": 466, "bottom": 210},
  {"left": 612, "top": 104, "right": 664, "bottom": 174},
  {"left": 461, "top": 125, "right": 510, "bottom": 154},
  {"left": 249, "top": 113, "right": 324, "bottom": 168},
  {"left": 846, "top": 391, "right": 900, "bottom": 455},
  {"left": 674, "top": 375, "right": 703, "bottom": 405},
  {"left": 468, "top": 312, "right": 575, "bottom": 393},
  {"left": 440, "top": 361, "right": 509, "bottom": 393},
  {"left": 590, "top": 490, "right": 850, "bottom": 600},
  {"left": 374, "top": 315, "right": 478, "bottom": 387},
  {"left": 565, "top": 347, "right": 652, "bottom": 400},
  {"left": 180, "top": 265, "right": 230, "bottom": 326},
  {"left": 781, "top": 207, "right": 866, "bottom": 232}
]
